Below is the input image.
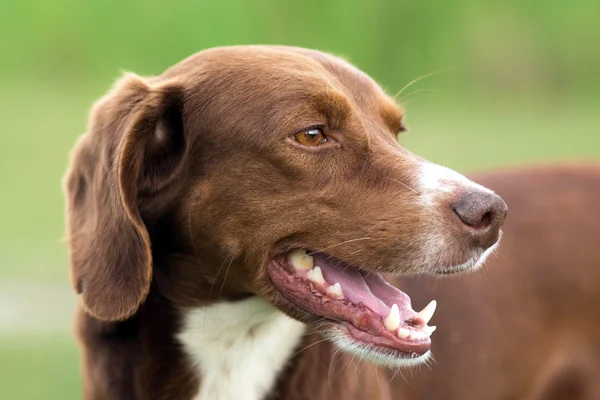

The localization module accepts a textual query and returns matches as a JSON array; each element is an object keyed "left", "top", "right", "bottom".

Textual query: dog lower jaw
[
  {"left": 436, "top": 240, "right": 500, "bottom": 276},
  {"left": 328, "top": 330, "right": 433, "bottom": 368}
]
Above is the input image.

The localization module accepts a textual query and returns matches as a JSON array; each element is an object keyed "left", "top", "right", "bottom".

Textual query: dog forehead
[
  {"left": 166, "top": 45, "right": 384, "bottom": 101},
  {"left": 167, "top": 46, "right": 403, "bottom": 147},
  {"left": 234, "top": 46, "right": 404, "bottom": 128}
]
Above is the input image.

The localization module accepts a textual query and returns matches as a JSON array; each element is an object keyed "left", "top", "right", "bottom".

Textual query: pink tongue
[{"left": 312, "top": 254, "right": 414, "bottom": 319}]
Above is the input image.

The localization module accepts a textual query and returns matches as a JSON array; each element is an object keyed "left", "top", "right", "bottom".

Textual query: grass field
[{"left": 1, "top": 79, "right": 598, "bottom": 399}]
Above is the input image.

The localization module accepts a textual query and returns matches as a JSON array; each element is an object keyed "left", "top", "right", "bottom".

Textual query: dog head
[{"left": 65, "top": 46, "right": 507, "bottom": 366}]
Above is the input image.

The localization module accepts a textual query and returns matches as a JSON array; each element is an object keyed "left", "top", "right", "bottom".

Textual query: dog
[{"left": 64, "top": 45, "right": 508, "bottom": 399}]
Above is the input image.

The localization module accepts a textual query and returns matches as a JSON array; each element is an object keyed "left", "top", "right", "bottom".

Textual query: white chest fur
[{"left": 178, "top": 297, "right": 306, "bottom": 400}]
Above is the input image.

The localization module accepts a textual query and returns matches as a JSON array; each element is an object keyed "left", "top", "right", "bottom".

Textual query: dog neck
[{"left": 177, "top": 296, "right": 306, "bottom": 400}]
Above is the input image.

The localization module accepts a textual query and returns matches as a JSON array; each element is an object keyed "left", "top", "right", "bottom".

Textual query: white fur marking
[
  {"left": 178, "top": 297, "right": 306, "bottom": 400},
  {"left": 418, "top": 161, "right": 492, "bottom": 207}
]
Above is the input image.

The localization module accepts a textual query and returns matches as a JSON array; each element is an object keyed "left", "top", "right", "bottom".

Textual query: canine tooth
[
  {"left": 326, "top": 282, "right": 344, "bottom": 298},
  {"left": 306, "top": 266, "right": 326, "bottom": 285},
  {"left": 398, "top": 327, "right": 411, "bottom": 339},
  {"left": 425, "top": 326, "right": 437, "bottom": 335},
  {"left": 288, "top": 249, "right": 314, "bottom": 270},
  {"left": 384, "top": 304, "right": 401, "bottom": 332},
  {"left": 417, "top": 300, "right": 437, "bottom": 324}
]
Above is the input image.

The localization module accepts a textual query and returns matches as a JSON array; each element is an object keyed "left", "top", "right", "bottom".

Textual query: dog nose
[{"left": 452, "top": 191, "right": 508, "bottom": 248}]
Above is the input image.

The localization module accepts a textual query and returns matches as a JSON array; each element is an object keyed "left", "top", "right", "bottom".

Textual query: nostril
[{"left": 478, "top": 211, "right": 492, "bottom": 229}]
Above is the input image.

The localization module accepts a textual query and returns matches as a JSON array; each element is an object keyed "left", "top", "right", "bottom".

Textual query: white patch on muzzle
[{"left": 418, "top": 161, "right": 493, "bottom": 207}]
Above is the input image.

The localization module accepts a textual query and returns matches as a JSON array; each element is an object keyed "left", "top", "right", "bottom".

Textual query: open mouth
[{"left": 268, "top": 249, "right": 437, "bottom": 363}]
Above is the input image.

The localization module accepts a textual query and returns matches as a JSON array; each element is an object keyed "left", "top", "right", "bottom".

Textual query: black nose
[{"left": 452, "top": 191, "right": 508, "bottom": 248}]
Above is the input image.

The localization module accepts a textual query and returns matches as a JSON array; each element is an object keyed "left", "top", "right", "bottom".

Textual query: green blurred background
[{"left": 0, "top": 0, "right": 598, "bottom": 398}]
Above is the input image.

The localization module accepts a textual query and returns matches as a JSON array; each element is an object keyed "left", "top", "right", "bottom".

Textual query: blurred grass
[
  {"left": 1, "top": 0, "right": 599, "bottom": 399},
  {"left": 0, "top": 335, "right": 81, "bottom": 400},
  {"left": 2, "top": 0, "right": 600, "bottom": 94},
  {"left": 0, "top": 84, "right": 94, "bottom": 282},
  {"left": 402, "top": 95, "right": 600, "bottom": 170}
]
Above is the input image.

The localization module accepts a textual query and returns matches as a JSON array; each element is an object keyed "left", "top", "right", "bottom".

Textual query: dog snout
[{"left": 452, "top": 191, "right": 508, "bottom": 248}]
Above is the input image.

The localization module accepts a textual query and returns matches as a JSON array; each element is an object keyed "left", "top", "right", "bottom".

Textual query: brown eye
[{"left": 294, "top": 128, "right": 328, "bottom": 147}]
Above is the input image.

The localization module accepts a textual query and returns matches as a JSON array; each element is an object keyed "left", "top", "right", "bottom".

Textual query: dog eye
[{"left": 294, "top": 128, "right": 328, "bottom": 147}]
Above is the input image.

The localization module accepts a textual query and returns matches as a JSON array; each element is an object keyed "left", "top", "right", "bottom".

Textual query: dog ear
[{"left": 64, "top": 73, "right": 186, "bottom": 321}]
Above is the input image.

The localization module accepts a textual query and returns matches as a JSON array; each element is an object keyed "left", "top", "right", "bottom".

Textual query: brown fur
[{"left": 63, "top": 45, "right": 599, "bottom": 399}]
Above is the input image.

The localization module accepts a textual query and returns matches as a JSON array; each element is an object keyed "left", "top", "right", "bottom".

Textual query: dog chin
[{"left": 436, "top": 240, "right": 500, "bottom": 276}]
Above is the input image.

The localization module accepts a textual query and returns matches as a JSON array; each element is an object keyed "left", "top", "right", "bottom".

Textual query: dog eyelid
[{"left": 293, "top": 127, "right": 329, "bottom": 147}]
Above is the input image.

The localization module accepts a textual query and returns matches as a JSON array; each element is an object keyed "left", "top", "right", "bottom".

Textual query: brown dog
[{"left": 65, "top": 45, "right": 508, "bottom": 399}]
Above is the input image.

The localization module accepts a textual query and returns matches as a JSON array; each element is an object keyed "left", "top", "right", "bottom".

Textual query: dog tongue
[{"left": 311, "top": 253, "right": 415, "bottom": 320}]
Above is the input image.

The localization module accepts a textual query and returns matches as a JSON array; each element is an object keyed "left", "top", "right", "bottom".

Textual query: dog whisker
[
  {"left": 375, "top": 365, "right": 383, "bottom": 393},
  {"left": 328, "top": 344, "right": 344, "bottom": 390},
  {"left": 393, "top": 67, "right": 456, "bottom": 101},
  {"left": 292, "top": 338, "right": 331, "bottom": 358},
  {"left": 307, "top": 237, "right": 372, "bottom": 256},
  {"left": 302, "top": 329, "right": 331, "bottom": 337},
  {"left": 385, "top": 177, "right": 420, "bottom": 195},
  {"left": 187, "top": 202, "right": 203, "bottom": 272},
  {"left": 398, "top": 88, "right": 446, "bottom": 104},
  {"left": 218, "top": 257, "right": 234, "bottom": 298}
]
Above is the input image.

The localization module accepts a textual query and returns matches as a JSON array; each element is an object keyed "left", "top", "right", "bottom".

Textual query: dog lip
[
  {"left": 434, "top": 245, "right": 495, "bottom": 275},
  {"left": 436, "top": 264, "right": 475, "bottom": 275},
  {"left": 339, "top": 321, "right": 431, "bottom": 357},
  {"left": 267, "top": 250, "right": 435, "bottom": 357}
]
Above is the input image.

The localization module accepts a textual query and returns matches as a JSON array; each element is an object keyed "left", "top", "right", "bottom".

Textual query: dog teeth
[
  {"left": 417, "top": 300, "right": 437, "bottom": 324},
  {"left": 326, "top": 282, "right": 344, "bottom": 298},
  {"left": 306, "top": 266, "right": 326, "bottom": 285},
  {"left": 287, "top": 249, "right": 314, "bottom": 270},
  {"left": 397, "top": 327, "right": 411, "bottom": 339},
  {"left": 424, "top": 326, "right": 437, "bottom": 335},
  {"left": 396, "top": 325, "right": 435, "bottom": 341},
  {"left": 410, "top": 326, "right": 436, "bottom": 340},
  {"left": 384, "top": 304, "right": 400, "bottom": 332}
]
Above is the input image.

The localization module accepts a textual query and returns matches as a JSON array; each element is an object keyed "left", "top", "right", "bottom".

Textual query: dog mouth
[{"left": 268, "top": 249, "right": 437, "bottom": 361}]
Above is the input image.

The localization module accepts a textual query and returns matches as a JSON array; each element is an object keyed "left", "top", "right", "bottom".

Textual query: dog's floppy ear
[{"left": 64, "top": 73, "right": 186, "bottom": 321}]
